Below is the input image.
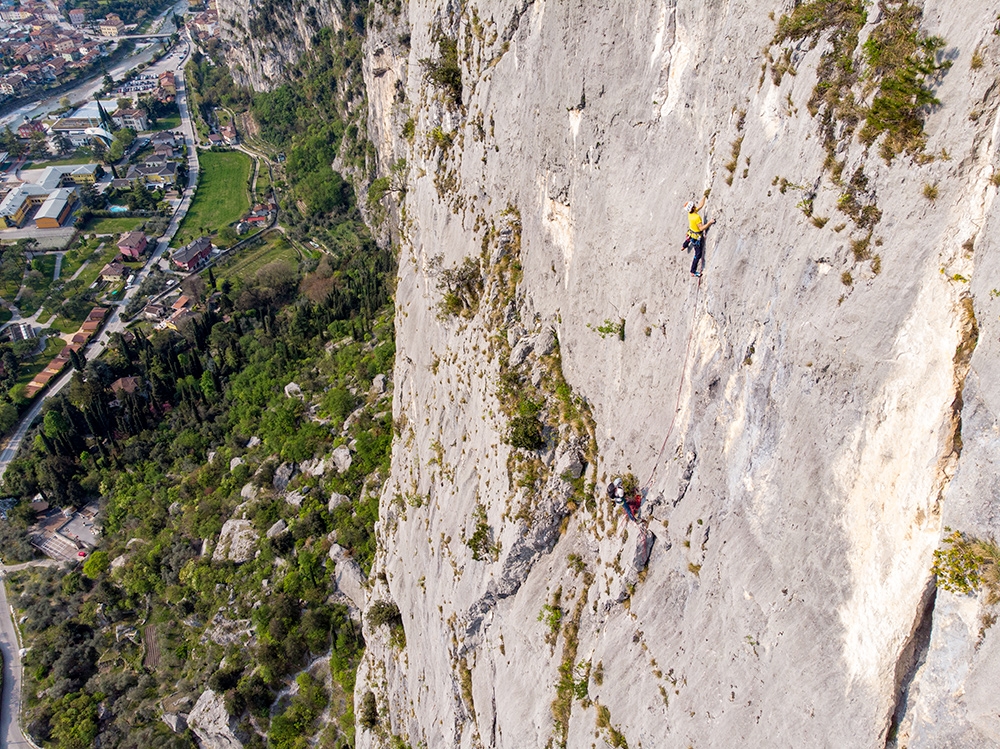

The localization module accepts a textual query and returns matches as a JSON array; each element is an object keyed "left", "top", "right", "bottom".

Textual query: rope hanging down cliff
[{"left": 642, "top": 274, "right": 702, "bottom": 491}]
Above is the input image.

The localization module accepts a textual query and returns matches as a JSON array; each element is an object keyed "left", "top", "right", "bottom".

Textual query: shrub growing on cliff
[
  {"left": 359, "top": 690, "right": 378, "bottom": 729},
  {"left": 933, "top": 529, "right": 1000, "bottom": 603},
  {"left": 437, "top": 256, "right": 483, "bottom": 318},
  {"left": 420, "top": 34, "right": 463, "bottom": 107}
]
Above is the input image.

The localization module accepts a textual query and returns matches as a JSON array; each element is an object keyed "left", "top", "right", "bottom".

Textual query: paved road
[{"left": 0, "top": 561, "right": 57, "bottom": 749}]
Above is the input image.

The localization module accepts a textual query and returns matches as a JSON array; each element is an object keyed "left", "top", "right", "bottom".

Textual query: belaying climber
[
  {"left": 684, "top": 196, "right": 715, "bottom": 278},
  {"left": 606, "top": 476, "right": 642, "bottom": 521}
]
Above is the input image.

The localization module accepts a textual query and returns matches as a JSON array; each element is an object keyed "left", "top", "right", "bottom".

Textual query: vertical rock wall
[
  {"left": 351, "top": 0, "right": 1000, "bottom": 747},
  {"left": 215, "top": 0, "right": 345, "bottom": 91}
]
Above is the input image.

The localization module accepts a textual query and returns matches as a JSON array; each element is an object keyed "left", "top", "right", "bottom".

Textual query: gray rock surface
[
  {"left": 300, "top": 457, "right": 328, "bottom": 476},
  {"left": 329, "top": 493, "right": 350, "bottom": 512},
  {"left": 212, "top": 520, "right": 257, "bottom": 564},
  {"left": 239, "top": 483, "right": 257, "bottom": 501},
  {"left": 229, "top": 457, "right": 244, "bottom": 472},
  {"left": 331, "top": 446, "right": 352, "bottom": 474},
  {"left": 330, "top": 544, "right": 367, "bottom": 611},
  {"left": 213, "top": 0, "right": 1000, "bottom": 746},
  {"left": 284, "top": 382, "right": 303, "bottom": 398},
  {"left": 372, "top": 374, "right": 387, "bottom": 395},
  {"left": 273, "top": 462, "right": 297, "bottom": 491},
  {"left": 349, "top": 1, "right": 1000, "bottom": 748},
  {"left": 188, "top": 689, "right": 244, "bottom": 749},
  {"left": 265, "top": 519, "right": 287, "bottom": 539},
  {"left": 161, "top": 712, "right": 187, "bottom": 734}
]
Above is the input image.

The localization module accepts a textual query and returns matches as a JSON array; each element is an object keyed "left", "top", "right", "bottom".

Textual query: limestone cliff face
[
  {"left": 353, "top": 1, "right": 1000, "bottom": 747},
  {"left": 215, "top": 0, "right": 344, "bottom": 90}
]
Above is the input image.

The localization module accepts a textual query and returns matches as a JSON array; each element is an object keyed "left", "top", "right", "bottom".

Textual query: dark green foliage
[
  {"left": 437, "top": 256, "right": 483, "bottom": 318},
  {"left": 772, "top": 0, "right": 949, "bottom": 165},
  {"left": 859, "top": 3, "right": 949, "bottom": 158},
  {"left": 359, "top": 691, "right": 378, "bottom": 729},
  {"left": 366, "top": 600, "right": 401, "bottom": 629},
  {"left": 421, "top": 35, "right": 463, "bottom": 107}
]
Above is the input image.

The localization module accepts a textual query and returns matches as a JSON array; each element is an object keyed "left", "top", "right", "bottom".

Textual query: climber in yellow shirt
[{"left": 684, "top": 196, "right": 715, "bottom": 278}]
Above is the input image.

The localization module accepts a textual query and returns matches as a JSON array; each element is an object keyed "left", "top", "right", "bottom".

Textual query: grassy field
[
  {"left": 75, "top": 244, "right": 123, "bottom": 289},
  {"left": 60, "top": 238, "right": 104, "bottom": 280},
  {"left": 26, "top": 149, "right": 97, "bottom": 168},
  {"left": 212, "top": 233, "right": 299, "bottom": 283},
  {"left": 151, "top": 113, "right": 181, "bottom": 131},
  {"left": 82, "top": 216, "right": 146, "bottom": 235},
  {"left": 174, "top": 150, "right": 251, "bottom": 247}
]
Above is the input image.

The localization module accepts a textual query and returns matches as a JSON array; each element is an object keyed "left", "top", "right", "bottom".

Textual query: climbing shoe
[{"left": 691, "top": 271, "right": 701, "bottom": 277}]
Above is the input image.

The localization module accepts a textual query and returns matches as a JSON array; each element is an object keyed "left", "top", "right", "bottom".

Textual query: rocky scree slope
[{"left": 339, "top": 0, "right": 1000, "bottom": 747}]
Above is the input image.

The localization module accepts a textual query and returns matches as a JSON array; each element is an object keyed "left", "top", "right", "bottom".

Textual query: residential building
[
  {"left": 68, "top": 8, "right": 85, "bottom": 25},
  {"left": 117, "top": 230, "right": 147, "bottom": 259},
  {"left": 125, "top": 161, "right": 176, "bottom": 184},
  {"left": 17, "top": 117, "right": 44, "bottom": 138},
  {"left": 220, "top": 124, "right": 237, "bottom": 144},
  {"left": 34, "top": 187, "right": 75, "bottom": 228},
  {"left": 112, "top": 107, "right": 147, "bottom": 131},
  {"left": 150, "top": 131, "right": 177, "bottom": 148},
  {"left": 157, "top": 70, "right": 175, "bottom": 97},
  {"left": 99, "top": 13, "right": 123, "bottom": 37},
  {"left": 171, "top": 236, "right": 212, "bottom": 271},
  {"left": 143, "top": 303, "right": 165, "bottom": 320},
  {"left": 110, "top": 376, "right": 140, "bottom": 395},
  {"left": 99, "top": 260, "right": 125, "bottom": 281}
]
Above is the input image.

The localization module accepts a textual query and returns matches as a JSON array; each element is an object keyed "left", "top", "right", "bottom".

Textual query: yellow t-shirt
[{"left": 688, "top": 211, "right": 703, "bottom": 238}]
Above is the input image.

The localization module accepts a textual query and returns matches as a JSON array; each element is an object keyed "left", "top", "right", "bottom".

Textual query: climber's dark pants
[{"left": 690, "top": 236, "right": 704, "bottom": 274}]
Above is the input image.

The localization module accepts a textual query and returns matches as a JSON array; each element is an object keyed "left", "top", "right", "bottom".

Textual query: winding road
[{"left": 0, "top": 561, "right": 60, "bottom": 749}]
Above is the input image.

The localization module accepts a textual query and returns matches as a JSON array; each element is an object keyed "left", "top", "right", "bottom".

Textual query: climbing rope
[{"left": 642, "top": 275, "right": 702, "bottom": 490}]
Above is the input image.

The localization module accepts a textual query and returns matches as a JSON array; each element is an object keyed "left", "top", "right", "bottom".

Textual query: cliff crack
[{"left": 883, "top": 580, "right": 937, "bottom": 749}]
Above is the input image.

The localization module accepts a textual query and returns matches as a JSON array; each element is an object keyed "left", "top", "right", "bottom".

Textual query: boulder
[
  {"left": 329, "top": 493, "right": 350, "bottom": 512},
  {"left": 553, "top": 447, "right": 584, "bottom": 480},
  {"left": 284, "top": 382, "right": 303, "bottom": 398},
  {"left": 212, "top": 519, "right": 257, "bottom": 564},
  {"left": 331, "top": 445, "right": 352, "bottom": 474},
  {"left": 509, "top": 337, "right": 533, "bottom": 367},
  {"left": 300, "top": 457, "right": 327, "bottom": 477},
  {"left": 334, "top": 558, "right": 367, "bottom": 610},
  {"left": 536, "top": 327, "right": 556, "bottom": 356},
  {"left": 285, "top": 489, "right": 306, "bottom": 507},
  {"left": 229, "top": 457, "right": 244, "bottom": 472},
  {"left": 110, "top": 554, "right": 128, "bottom": 572},
  {"left": 371, "top": 373, "right": 387, "bottom": 394},
  {"left": 240, "top": 483, "right": 258, "bottom": 501},
  {"left": 265, "top": 519, "right": 287, "bottom": 539},
  {"left": 245, "top": 436, "right": 260, "bottom": 448},
  {"left": 341, "top": 405, "right": 365, "bottom": 433},
  {"left": 161, "top": 712, "right": 187, "bottom": 734},
  {"left": 272, "top": 462, "right": 297, "bottom": 491},
  {"left": 188, "top": 689, "right": 244, "bottom": 749},
  {"left": 168, "top": 501, "right": 182, "bottom": 516}
]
